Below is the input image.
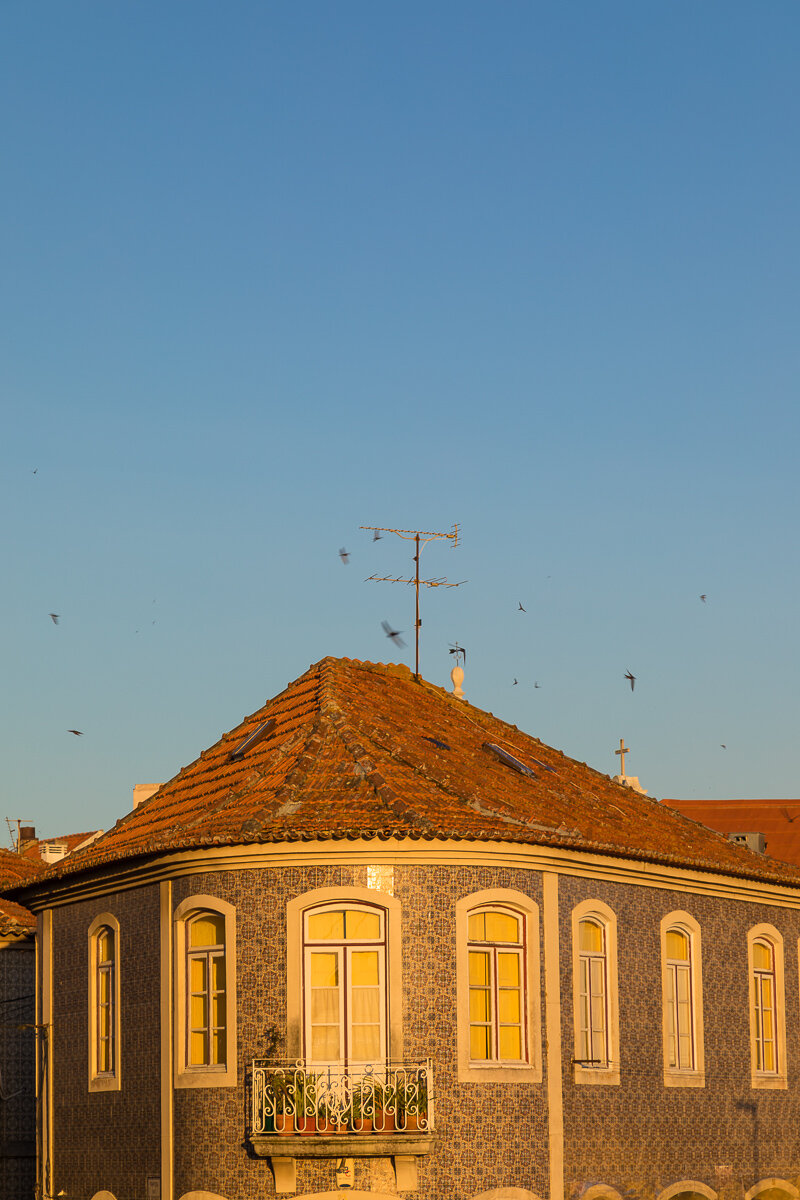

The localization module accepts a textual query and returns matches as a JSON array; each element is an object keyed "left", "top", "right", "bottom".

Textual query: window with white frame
[
  {"left": 88, "top": 913, "right": 121, "bottom": 1091},
  {"left": 753, "top": 931, "right": 777, "bottom": 1075},
  {"left": 660, "top": 911, "right": 705, "bottom": 1087},
  {"left": 577, "top": 917, "right": 609, "bottom": 1067},
  {"left": 665, "top": 927, "right": 695, "bottom": 1071},
  {"left": 186, "top": 912, "right": 227, "bottom": 1069},
  {"left": 456, "top": 889, "right": 540, "bottom": 1083},
  {"left": 571, "top": 899, "right": 619, "bottom": 1084},
  {"left": 467, "top": 907, "right": 527, "bottom": 1064},
  {"left": 747, "top": 924, "right": 786, "bottom": 1088},
  {"left": 303, "top": 902, "right": 387, "bottom": 1065},
  {"left": 174, "top": 894, "right": 237, "bottom": 1089}
]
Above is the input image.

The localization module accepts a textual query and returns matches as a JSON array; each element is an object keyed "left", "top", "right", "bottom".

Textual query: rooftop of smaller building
[
  {"left": 0, "top": 849, "right": 44, "bottom": 934},
  {"left": 665, "top": 799, "right": 800, "bottom": 870}
]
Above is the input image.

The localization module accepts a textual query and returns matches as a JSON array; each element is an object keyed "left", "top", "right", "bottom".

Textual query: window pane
[
  {"left": 190, "top": 957, "right": 207, "bottom": 992},
  {"left": 311, "top": 1025, "right": 340, "bottom": 1060},
  {"left": 344, "top": 910, "right": 381, "bottom": 940},
  {"left": 497, "top": 952, "right": 520, "bottom": 987},
  {"left": 311, "top": 988, "right": 340, "bottom": 1023},
  {"left": 351, "top": 1024, "right": 381, "bottom": 1061},
  {"left": 98, "top": 929, "right": 113, "bottom": 963},
  {"left": 469, "top": 951, "right": 490, "bottom": 986},
  {"left": 212, "top": 994, "right": 226, "bottom": 1029},
  {"left": 484, "top": 912, "right": 521, "bottom": 943},
  {"left": 190, "top": 1031, "right": 207, "bottom": 1065},
  {"left": 211, "top": 955, "right": 225, "bottom": 992},
  {"left": 753, "top": 941, "right": 773, "bottom": 971},
  {"left": 212, "top": 1031, "right": 226, "bottom": 1065},
  {"left": 468, "top": 913, "right": 486, "bottom": 942},
  {"left": 470, "top": 1025, "right": 490, "bottom": 1060},
  {"left": 307, "top": 910, "right": 345, "bottom": 940},
  {"left": 499, "top": 989, "right": 521, "bottom": 1023},
  {"left": 99, "top": 971, "right": 110, "bottom": 1003},
  {"left": 499, "top": 1026, "right": 522, "bottom": 1060},
  {"left": 310, "top": 952, "right": 338, "bottom": 987},
  {"left": 190, "top": 914, "right": 224, "bottom": 947},
  {"left": 351, "top": 987, "right": 380, "bottom": 1024},
  {"left": 666, "top": 929, "right": 689, "bottom": 961},
  {"left": 470, "top": 988, "right": 490, "bottom": 1022},
  {"left": 191, "top": 994, "right": 208, "bottom": 1029},
  {"left": 351, "top": 951, "right": 379, "bottom": 986},
  {"left": 579, "top": 920, "right": 603, "bottom": 953}
]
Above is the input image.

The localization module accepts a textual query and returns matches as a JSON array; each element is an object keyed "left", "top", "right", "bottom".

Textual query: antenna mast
[{"left": 361, "top": 524, "right": 465, "bottom": 680}]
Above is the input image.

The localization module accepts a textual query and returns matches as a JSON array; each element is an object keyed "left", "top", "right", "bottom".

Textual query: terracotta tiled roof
[
  {"left": 665, "top": 800, "right": 800, "bottom": 870},
  {"left": 17, "top": 658, "right": 800, "bottom": 891},
  {"left": 0, "top": 850, "right": 43, "bottom": 933}
]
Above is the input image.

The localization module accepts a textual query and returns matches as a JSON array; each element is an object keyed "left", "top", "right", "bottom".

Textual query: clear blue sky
[{"left": 3, "top": 2, "right": 799, "bottom": 840}]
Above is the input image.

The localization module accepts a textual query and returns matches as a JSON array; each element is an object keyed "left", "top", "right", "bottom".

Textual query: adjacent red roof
[
  {"left": 665, "top": 800, "right": 800, "bottom": 869},
  {"left": 14, "top": 657, "right": 800, "bottom": 891},
  {"left": 0, "top": 850, "right": 43, "bottom": 933}
]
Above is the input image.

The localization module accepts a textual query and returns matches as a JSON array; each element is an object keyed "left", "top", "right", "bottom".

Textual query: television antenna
[{"left": 361, "top": 524, "right": 465, "bottom": 680}]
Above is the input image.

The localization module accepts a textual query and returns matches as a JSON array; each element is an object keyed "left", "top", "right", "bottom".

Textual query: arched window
[
  {"left": 577, "top": 917, "right": 608, "bottom": 1067},
  {"left": 303, "top": 902, "right": 387, "bottom": 1065},
  {"left": 88, "top": 913, "right": 121, "bottom": 1091},
  {"left": 748, "top": 927, "right": 786, "bottom": 1086},
  {"left": 467, "top": 906, "right": 526, "bottom": 1064},
  {"left": 665, "top": 927, "right": 694, "bottom": 1071},
  {"left": 660, "top": 911, "right": 704, "bottom": 1087},
  {"left": 187, "top": 912, "right": 226, "bottom": 1068},
  {"left": 752, "top": 939, "right": 777, "bottom": 1072},
  {"left": 571, "top": 900, "right": 619, "bottom": 1084},
  {"left": 174, "top": 895, "right": 237, "bottom": 1089}
]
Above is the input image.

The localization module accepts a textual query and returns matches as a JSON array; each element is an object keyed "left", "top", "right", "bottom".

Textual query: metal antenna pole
[{"left": 360, "top": 524, "right": 465, "bottom": 681}]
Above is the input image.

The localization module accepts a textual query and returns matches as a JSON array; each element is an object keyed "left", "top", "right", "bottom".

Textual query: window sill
[
  {"left": 663, "top": 1069, "right": 705, "bottom": 1088},
  {"left": 573, "top": 1066, "right": 620, "bottom": 1086},
  {"left": 459, "top": 1061, "right": 541, "bottom": 1084},
  {"left": 88, "top": 1074, "right": 120, "bottom": 1093},
  {"left": 751, "top": 1073, "right": 787, "bottom": 1091},
  {"left": 176, "top": 1065, "right": 236, "bottom": 1089}
]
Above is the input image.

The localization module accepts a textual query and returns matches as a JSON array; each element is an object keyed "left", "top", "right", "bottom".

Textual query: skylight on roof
[
  {"left": 484, "top": 742, "right": 537, "bottom": 778},
  {"left": 423, "top": 736, "right": 451, "bottom": 751},
  {"left": 229, "top": 719, "right": 275, "bottom": 762}
]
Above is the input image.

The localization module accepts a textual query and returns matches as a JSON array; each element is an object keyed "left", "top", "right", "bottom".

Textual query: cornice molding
[{"left": 16, "top": 838, "right": 800, "bottom": 913}]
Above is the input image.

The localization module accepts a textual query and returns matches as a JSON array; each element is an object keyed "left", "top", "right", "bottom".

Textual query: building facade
[{"left": 11, "top": 658, "right": 800, "bottom": 1200}]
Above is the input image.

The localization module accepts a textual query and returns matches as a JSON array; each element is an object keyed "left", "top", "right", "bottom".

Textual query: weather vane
[{"left": 360, "top": 523, "right": 465, "bottom": 680}]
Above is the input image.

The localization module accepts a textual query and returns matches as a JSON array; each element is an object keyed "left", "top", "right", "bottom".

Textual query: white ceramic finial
[{"left": 451, "top": 664, "right": 465, "bottom": 700}]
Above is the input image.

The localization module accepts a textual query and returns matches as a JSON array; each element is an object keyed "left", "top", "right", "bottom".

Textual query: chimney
[
  {"left": 133, "top": 784, "right": 161, "bottom": 810},
  {"left": 18, "top": 825, "right": 36, "bottom": 851}
]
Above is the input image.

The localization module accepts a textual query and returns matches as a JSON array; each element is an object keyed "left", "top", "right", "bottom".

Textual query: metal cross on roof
[
  {"left": 615, "top": 738, "right": 630, "bottom": 776},
  {"left": 361, "top": 523, "right": 465, "bottom": 680}
]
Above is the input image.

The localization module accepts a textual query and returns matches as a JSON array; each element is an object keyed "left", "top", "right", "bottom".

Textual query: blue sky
[{"left": 3, "top": 3, "right": 799, "bottom": 840}]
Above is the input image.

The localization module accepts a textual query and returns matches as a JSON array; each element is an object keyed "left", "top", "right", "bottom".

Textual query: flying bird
[
  {"left": 372, "top": 530, "right": 382, "bottom": 542},
  {"left": 720, "top": 744, "right": 727, "bottom": 749},
  {"left": 518, "top": 602, "right": 526, "bottom": 612},
  {"left": 534, "top": 681, "right": 541, "bottom": 688},
  {"left": 339, "top": 547, "right": 350, "bottom": 564},
  {"left": 49, "top": 613, "right": 59, "bottom": 624},
  {"left": 381, "top": 620, "right": 406, "bottom": 648},
  {"left": 67, "top": 729, "right": 83, "bottom": 736},
  {"left": 513, "top": 678, "right": 518, "bottom": 686},
  {"left": 700, "top": 594, "right": 707, "bottom": 603},
  {"left": 624, "top": 670, "right": 636, "bottom": 692},
  {"left": 31, "top": 468, "right": 37, "bottom": 475}
]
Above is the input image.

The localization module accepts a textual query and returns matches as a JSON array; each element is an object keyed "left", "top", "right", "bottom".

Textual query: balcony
[{"left": 249, "top": 1059, "right": 435, "bottom": 1189}]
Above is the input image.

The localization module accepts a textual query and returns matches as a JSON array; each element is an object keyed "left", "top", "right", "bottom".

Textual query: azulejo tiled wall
[
  {"left": 172, "top": 862, "right": 549, "bottom": 1200},
  {"left": 0, "top": 943, "right": 35, "bottom": 1200}
]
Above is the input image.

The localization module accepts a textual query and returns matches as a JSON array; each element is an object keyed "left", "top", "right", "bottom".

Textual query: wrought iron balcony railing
[{"left": 251, "top": 1059, "right": 434, "bottom": 1138}]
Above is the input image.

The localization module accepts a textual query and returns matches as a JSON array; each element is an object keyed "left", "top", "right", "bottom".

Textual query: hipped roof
[{"left": 15, "top": 657, "right": 800, "bottom": 891}]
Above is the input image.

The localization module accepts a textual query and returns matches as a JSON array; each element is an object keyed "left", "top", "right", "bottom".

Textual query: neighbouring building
[
  {"left": 9, "top": 657, "right": 800, "bottom": 1200},
  {"left": 0, "top": 849, "right": 44, "bottom": 1200},
  {"left": 666, "top": 799, "right": 800, "bottom": 869}
]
